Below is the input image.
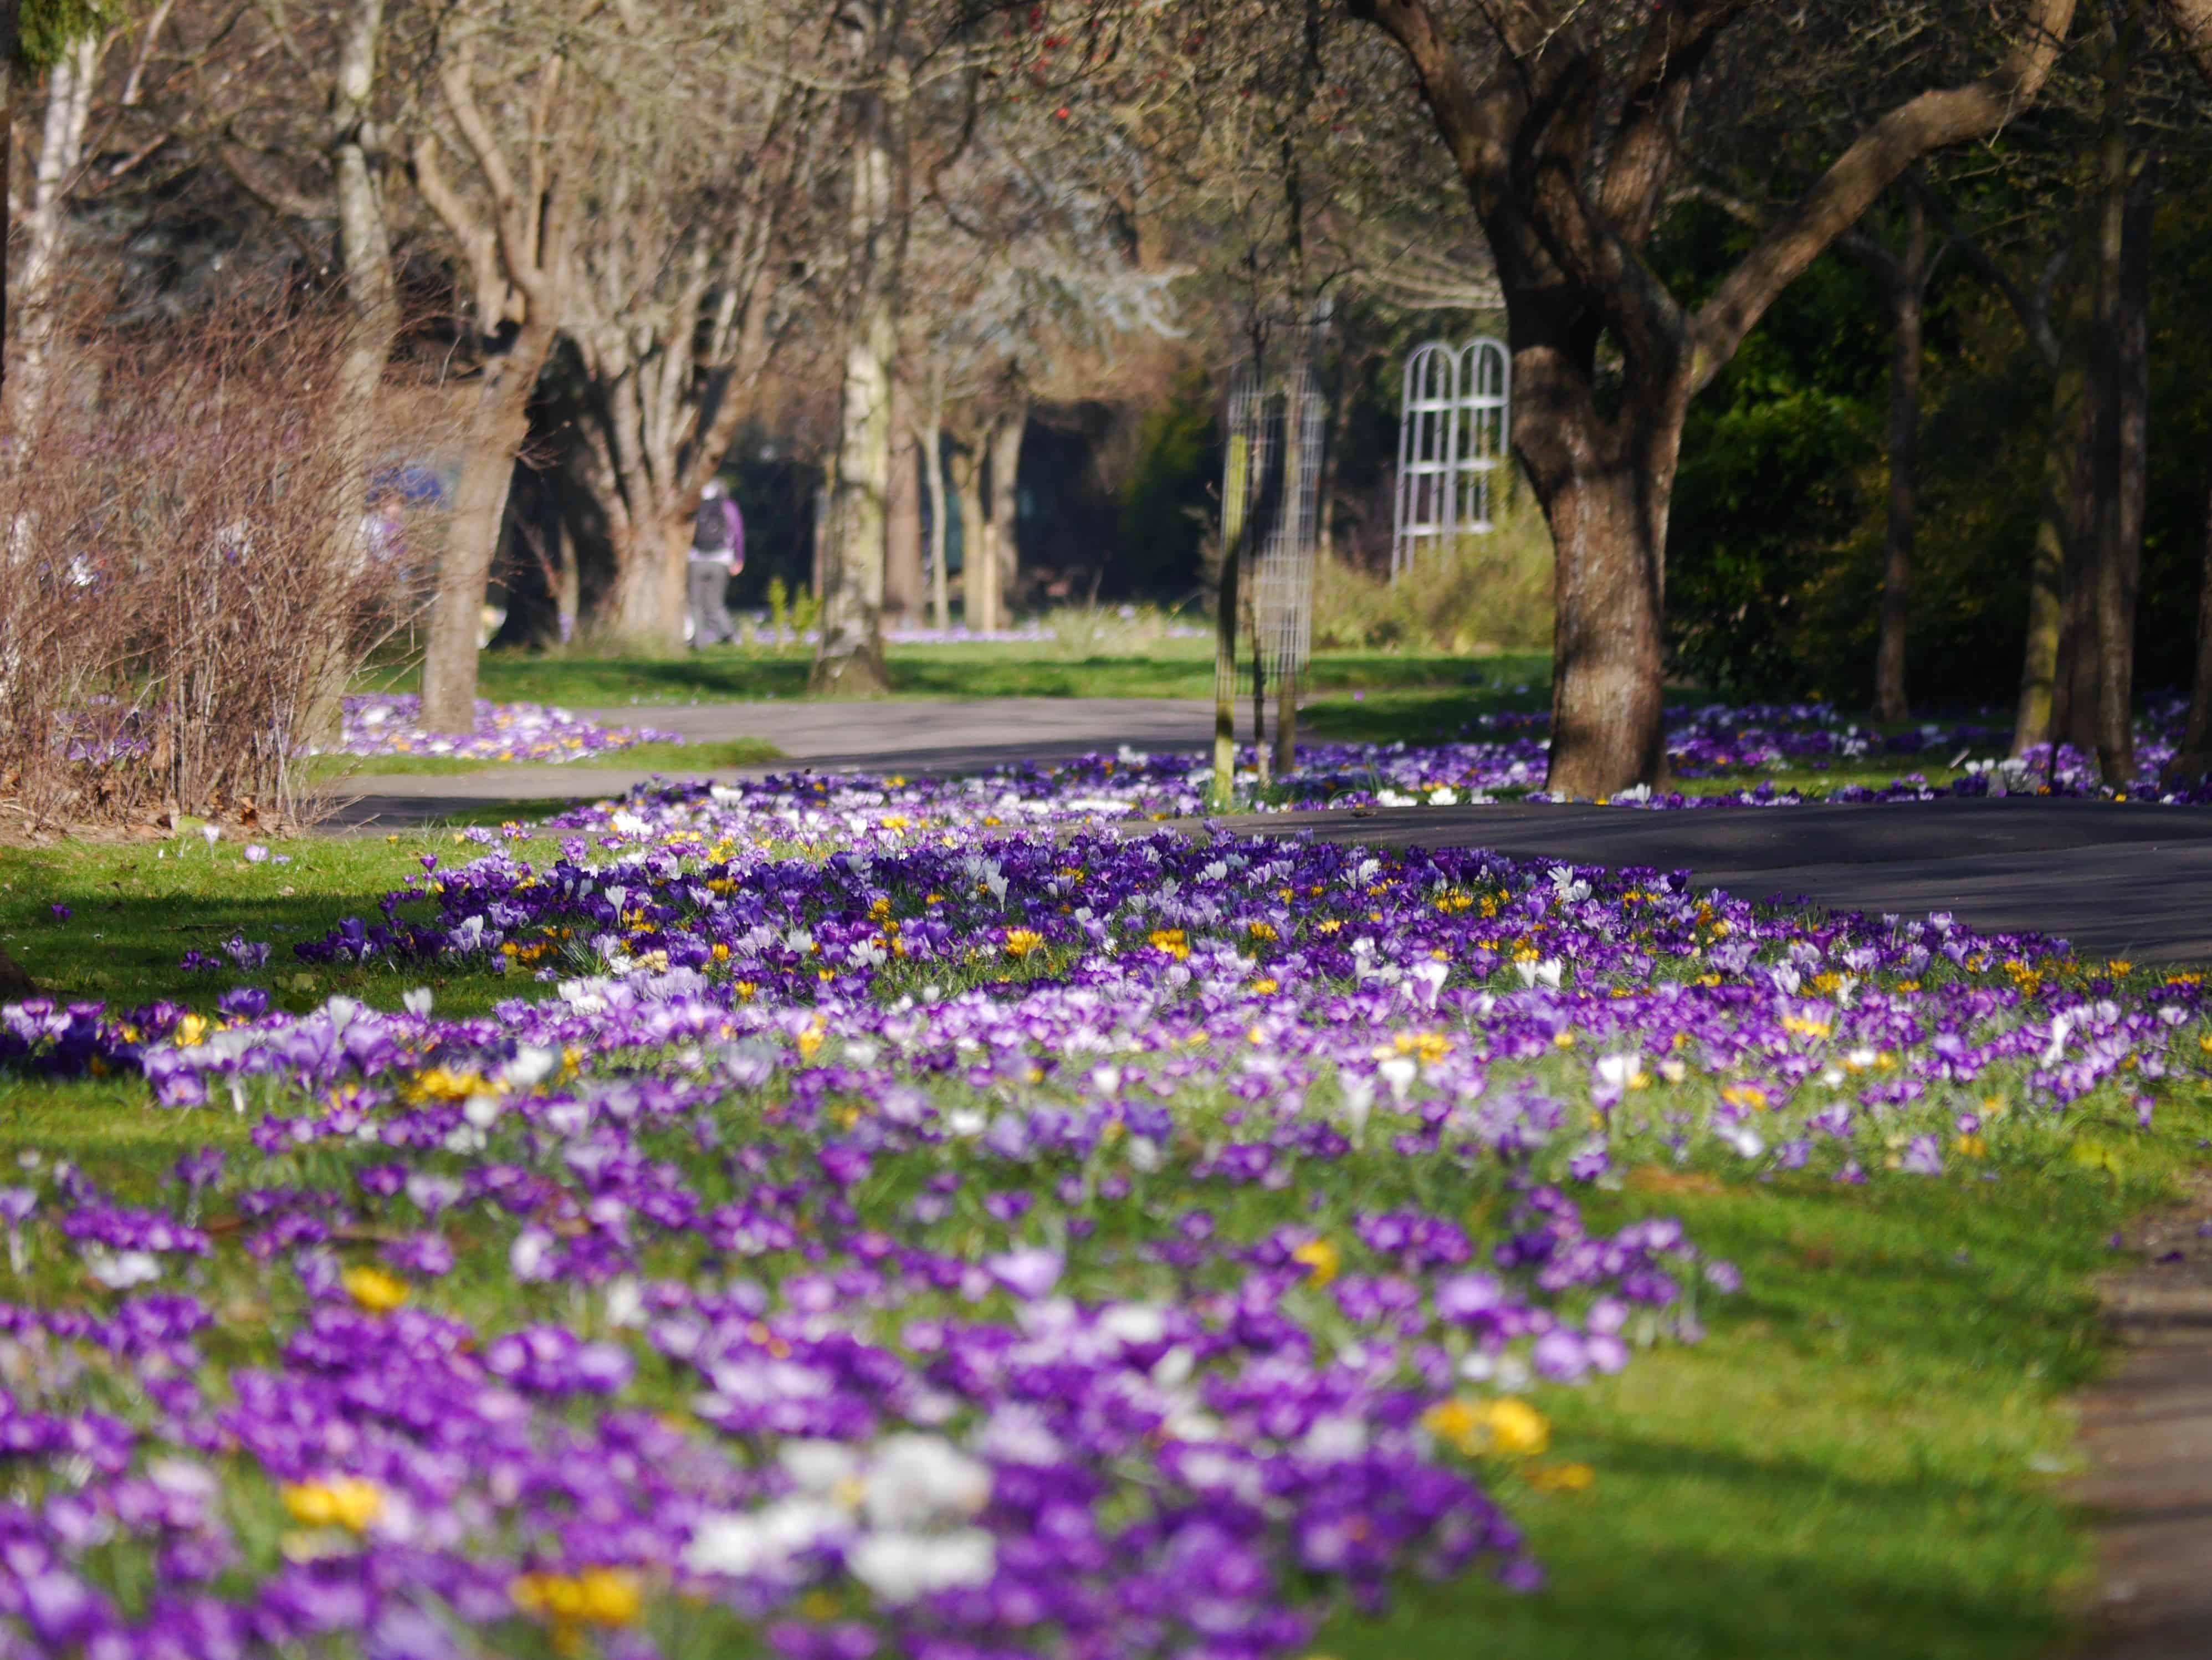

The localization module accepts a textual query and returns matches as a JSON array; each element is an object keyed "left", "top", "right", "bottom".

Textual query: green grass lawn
[
  {"left": 304, "top": 737, "right": 784, "bottom": 782},
  {"left": 0, "top": 827, "right": 2190, "bottom": 1659},
  {"left": 359, "top": 638, "right": 1532, "bottom": 708},
  {"left": 0, "top": 831, "right": 527, "bottom": 1020}
]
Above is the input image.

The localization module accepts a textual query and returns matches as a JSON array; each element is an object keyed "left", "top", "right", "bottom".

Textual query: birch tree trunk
[
  {"left": 9, "top": 34, "right": 101, "bottom": 434},
  {"left": 302, "top": 0, "right": 402, "bottom": 745},
  {"left": 810, "top": 40, "right": 899, "bottom": 696}
]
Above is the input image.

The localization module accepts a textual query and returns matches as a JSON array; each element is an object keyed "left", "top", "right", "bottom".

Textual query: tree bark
[
  {"left": 2165, "top": 473, "right": 2212, "bottom": 786},
  {"left": 301, "top": 0, "right": 401, "bottom": 746},
  {"left": 2094, "top": 158, "right": 2154, "bottom": 783},
  {"left": 1872, "top": 194, "right": 1928, "bottom": 725},
  {"left": 2055, "top": 493, "right": 2101, "bottom": 757},
  {"left": 1351, "top": 0, "right": 2080, "bottom": 794},
  {"left": 2010, "top": 342, "right": 2089, "bottom": 756},
  {"left": 916, "top": 391, "right": 950, "bottom": 633},
  {"left": 421, "top": 335, "right": 552, "bottom": 731},
  {"left": 811, "top": 35, "right": 899, "bottom": 697},
  {"left": 9, "top": 33, "right": 101, "bottom": 434},
  {"left": 981, "top": 407, "right": 1026, "bottom": 632},
  {"left": 1211, "top": 421, "right": 1252, "bottom": 808},
  {"left": 811, "top": 281, "right": 895, "bottom": 694},
  {"left": 966, "top": 420, "right": 1000, "bottom": 633},
  {"left": 884, "top": 379, "right": 924, "bottom": 626},
  {"left": 947, "top": 431, "right": 981, "bottom": 630},
  {"left": 1528, "top": 389, "right": 1681, "bottom": 798},
  {"left": 0, "top": 46, "right": 13, "bottom": 412}
]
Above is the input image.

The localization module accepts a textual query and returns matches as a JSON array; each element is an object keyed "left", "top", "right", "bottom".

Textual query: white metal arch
[
  {"left": 1392, "top": 336, "right": 1510, "bottom": 580},
  {"left": 1391, "top": 340, "right": 1458, "bottom": 580}
]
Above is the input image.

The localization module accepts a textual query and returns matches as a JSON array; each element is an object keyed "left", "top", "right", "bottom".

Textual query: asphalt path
[
  {"left": 320, "top": 699, "right": 2212, "bottom": 964},
  {"left": 1207, "top": 796, "right": 2212, "bottom": 965},
  {"left": 322, "top": 697, "right": 1216, "bottom": 827},
  {"left": 605, "top": 697, "right": 1218, "bottom": 772}
]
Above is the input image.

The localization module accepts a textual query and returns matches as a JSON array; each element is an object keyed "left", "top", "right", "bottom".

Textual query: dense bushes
[
  {"left": 1662, "top": 193, "right": 2212, "bottom": 711},
  {"left": 0, "top": 299, "right": 424, "bottom": 834}
]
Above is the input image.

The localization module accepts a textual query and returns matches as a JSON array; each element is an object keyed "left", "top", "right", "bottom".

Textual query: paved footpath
[
  {"left": 2075, "top": 1176, "right": 2212, "bottom": 1660},
  {"left": 325, "top": 698, "right": 1217, "bottom": 828},
  {"left": 1213, "top": 797, "right": 2212, "bottom": 966},
  {"left": 328, "top": 698, "right": 2212, "bottom": 965}
]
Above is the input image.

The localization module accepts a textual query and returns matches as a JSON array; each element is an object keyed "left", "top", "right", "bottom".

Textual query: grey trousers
[{"left": 688, "top": 559, "right": 735, "bottom": 646}]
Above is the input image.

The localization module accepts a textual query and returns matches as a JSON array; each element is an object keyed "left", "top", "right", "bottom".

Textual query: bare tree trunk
[
  {"left": 410, "top": 47, "right": 581, "bottom": 732},
  {"left": 303, "top": 0, "right": 401, "bottom": 746},
  {"left": 2011, "top": 348, "right": 2088, "bottom": 756},
  {"left": 9, "top": 34, "right": 100, "bottom": 433},
  {"left": 916, "top": 387, "right": 950, "bottom": 633},
  {"left": 2095, "top": 158, "right": 2154, "bottom": 784},
  {"left": 552, "top": 511, "right": 579, "bottom": 643},
  {"left": 2165, "top": 473, "right": 2212, "bottom": 785},
  {"left": 421, "top": 334, "right": 555, "bottom": 732},
  {"left": 811, "top": 44, "right": 898, "bottom": 696},
  {"left": 967, "top": 421, "right": 1000, "bottom": 633},
  {"left": 812, "top": 287, "right": 895, "bottom": 693},
  {"left": 1520, "top": 355, "right": 1683, "bottom": 799},
  {"left": 1315, "top": 353, "right": 1355, "bottom": 565},
  {"left": 884, "top": 379, "right": 923, "bottom": 626},
  {"left": 2055, "top": 479, "right": 2102, "bottom": 759},
  {"left": 947, "top": 432, "right": 981, "bottom": 628},
  {"left": 607, "top": 501, "right": 693, "bottom": 653},
  {"left": 0, "top": 47, "right": 14, "bottom": 411},
  {"left": 1873, "top": 195, "right": 1928, "bottom": 725},
  {"left": 1211, "top": 422, "right": 1251, "bottom": 808},
  {"left": 982, "top": 408, "right": 1026, "bottom": 632}
]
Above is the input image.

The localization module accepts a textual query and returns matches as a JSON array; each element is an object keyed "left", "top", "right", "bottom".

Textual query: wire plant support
[
  {"left": 1392, "top": 337, "right": 1510, "bottom": 581},
  {"left": 1212, "top": 346, "right": 1327, "bottom": 807}
]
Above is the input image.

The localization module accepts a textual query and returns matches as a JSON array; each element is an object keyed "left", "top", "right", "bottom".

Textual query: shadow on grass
[
  {"left": 1316, "top": 1156, "right": 2180, "bottom": 1660},
  {"left": 0, "top": 836, "right": 536, "bottom": 1019}
]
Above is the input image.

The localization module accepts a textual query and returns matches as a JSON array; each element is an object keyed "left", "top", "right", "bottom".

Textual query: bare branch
[{"left": 1691, "top": 0, "right": 2080, "bottom": 393}]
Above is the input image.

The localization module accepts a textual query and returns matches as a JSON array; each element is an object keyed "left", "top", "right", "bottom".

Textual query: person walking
[{"left": 688, "top": 480, "right": 744, "bottom": 648}]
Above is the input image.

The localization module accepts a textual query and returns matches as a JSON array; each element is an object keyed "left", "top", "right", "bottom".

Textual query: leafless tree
[
  {"left": 565, "top": 4, "right": 833, "bottom": 649},
  {"left": 408, "top": 7, "right": 592, "bottom": 733}
]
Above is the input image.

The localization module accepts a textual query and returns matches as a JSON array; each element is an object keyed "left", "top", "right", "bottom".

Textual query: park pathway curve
[{"left": 2072, "top": 1179, "right": 2212, "bottom": 1658}]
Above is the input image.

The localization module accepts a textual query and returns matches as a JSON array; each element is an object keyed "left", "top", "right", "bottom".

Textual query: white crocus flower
[
  {"left": 85, "top": 1250, "right": 161, "bottom": 1290},
  {"left": 859, "top": 1435, "right": 990, "bottom": 1532},
  {"left": 846, "top": 1530, "right": 995, "bottom": 1603}
]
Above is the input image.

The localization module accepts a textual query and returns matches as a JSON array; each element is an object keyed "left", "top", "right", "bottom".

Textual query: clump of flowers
[{"left": 324, "top": 693, "right": 682, "bottom": 765}]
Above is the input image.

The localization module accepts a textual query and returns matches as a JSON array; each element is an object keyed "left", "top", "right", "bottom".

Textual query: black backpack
[{"left": 692, "top": 496, "right": 730, "bottom": 552}]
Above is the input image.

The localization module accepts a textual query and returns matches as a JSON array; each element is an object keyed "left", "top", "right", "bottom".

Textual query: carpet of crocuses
[
  {"left": 0, "top": 726, "right": 2206, "bottom": 1658},
  {"left": 1294, "top": 696, "right": 2211, "bottom": 810},
  {"left": 324, "top": 695, "right": 683, "bottom": 765}
]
